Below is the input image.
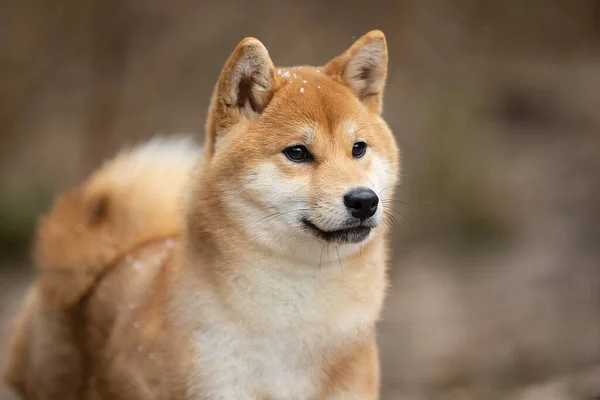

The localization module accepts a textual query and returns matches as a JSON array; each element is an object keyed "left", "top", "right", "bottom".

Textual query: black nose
[{"left": 343, "top": 188, "right": 379, "bottom": 221}]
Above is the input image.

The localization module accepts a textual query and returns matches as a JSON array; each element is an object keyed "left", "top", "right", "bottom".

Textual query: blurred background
[{"left": 1, "top": 1, "right": 600, "bottom": 398}]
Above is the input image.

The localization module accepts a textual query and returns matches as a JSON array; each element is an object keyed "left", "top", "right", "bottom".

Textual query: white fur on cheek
[
  {"left": 226, "top": 161, "right": 310, "bottom": 251},
  {"left": 369, "top": 153, "right": 397, "bottom": 199},
  {"left": 366, "top": 153, "right": 399, "bottom": 227}
]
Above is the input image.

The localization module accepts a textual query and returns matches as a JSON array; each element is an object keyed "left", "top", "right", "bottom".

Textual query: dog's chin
[{"left": 300, "top": 218, "right": 374, "bottom": 244}]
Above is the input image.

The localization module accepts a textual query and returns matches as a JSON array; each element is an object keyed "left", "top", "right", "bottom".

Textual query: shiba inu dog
[{"left": 3, "top": 30, "right": 400, "bottom": 399}]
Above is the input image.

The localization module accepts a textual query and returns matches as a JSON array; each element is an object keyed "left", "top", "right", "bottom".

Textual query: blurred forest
[{"left": 1, "top": 1, "right": 600, "bottom": 398}]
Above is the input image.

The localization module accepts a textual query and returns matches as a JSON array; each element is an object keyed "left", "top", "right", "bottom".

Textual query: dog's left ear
[{"left": 324, "top": 30, "right": 388, "bottom": 114}]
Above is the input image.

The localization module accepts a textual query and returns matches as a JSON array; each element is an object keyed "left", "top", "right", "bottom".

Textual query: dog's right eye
[{"left": 283, "top": 145, "right": 313, "bottom": 163}]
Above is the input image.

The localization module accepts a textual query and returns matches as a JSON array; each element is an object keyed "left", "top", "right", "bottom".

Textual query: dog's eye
[
  {"left": 352, "top": 142, "right": 367, "bottom": 158},
  {"left": 283, "top": 145, "right": 313, "bottom": 162}
]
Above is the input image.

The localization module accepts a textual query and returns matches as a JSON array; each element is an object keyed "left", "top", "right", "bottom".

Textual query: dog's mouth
[{"left": 301, "top": 218, "right": 373, "bottom": 244}]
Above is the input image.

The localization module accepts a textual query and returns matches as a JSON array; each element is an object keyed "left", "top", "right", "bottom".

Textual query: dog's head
[{"left": 192, "top": 31, "right": 400, "bottom": 258}]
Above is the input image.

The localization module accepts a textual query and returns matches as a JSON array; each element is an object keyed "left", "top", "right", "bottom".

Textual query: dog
[{"left": 3, "top": 30, "right": 400, "bottom": 399}]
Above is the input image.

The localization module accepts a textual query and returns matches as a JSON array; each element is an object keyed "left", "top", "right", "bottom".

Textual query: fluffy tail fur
[{"left": 33, "top": 137, "right": 200, "bottom": 308}]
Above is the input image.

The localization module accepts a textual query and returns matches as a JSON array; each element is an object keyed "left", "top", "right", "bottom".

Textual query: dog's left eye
[{"left": 352, "top": 142, "right": 367, "bottom": 158}]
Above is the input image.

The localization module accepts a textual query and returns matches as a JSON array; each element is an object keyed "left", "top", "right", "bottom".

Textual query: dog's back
[{"left": 3, "top": 138, "right": 199, "bottom": 399}]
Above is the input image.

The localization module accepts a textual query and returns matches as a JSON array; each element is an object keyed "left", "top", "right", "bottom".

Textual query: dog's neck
[{"left": 175, "top": 215, "right": 386, "bottom": 332}]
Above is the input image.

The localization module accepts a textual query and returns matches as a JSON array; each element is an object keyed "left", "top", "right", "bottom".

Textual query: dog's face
[{"left": 199, "top": 31, "right": 399, "bottom": 258}]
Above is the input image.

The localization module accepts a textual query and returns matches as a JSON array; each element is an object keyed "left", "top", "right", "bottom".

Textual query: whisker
[
  {"left": 353, "top": 122, "right": 387, "bottom": 136},
  {"left": 378, "top": 183, "right": 400, "bottom": 197},
  {"left": 266, "top": 200, "right": 321, "bottom": 211},
  {"left": 349, "top": 102, "right": 367, "bottom": 127},
  {"left": 381, "top": 199, "right": 409, "bottom": 205},
  {"left": 235, "top": 186, "right": 253, "bottom": 196},
  {"left": 221, "top": 178, "right": 258, "bottom": 195},
  {"left": 383, "top": 205, "right": 410, "bottom": 226},
  {"left": 335, "top": 246, "right": 344, "bottom": 281},
  {"left": 383, "top": 199, "right": 435, "bottom": 206},
  {"left": 383, "top": 211, "right": 398, "bottom": 229},
  {"left": 381, "top": 216, "right": 391, "bottom": 230},
  {"left": 247, "top": 208, "right": 312, "bottom": 230},
  {"left": 318, "top": 244, "right": 326, "bottom": 281},
  {"left": 385, "top": 170, "right": 405, "bottom": 178}
]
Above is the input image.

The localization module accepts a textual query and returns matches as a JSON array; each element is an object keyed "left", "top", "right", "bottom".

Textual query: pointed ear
[
  {"left": 324, "top": 30, "right": 388, "bottom": 114},
  {"left": 205, "top": 37, "right": 275, "bottom": 156}
]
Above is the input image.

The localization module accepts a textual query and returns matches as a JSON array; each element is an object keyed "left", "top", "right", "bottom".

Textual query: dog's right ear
[{"left": 205, "top": 38, "right": 275, "bottom": 157}]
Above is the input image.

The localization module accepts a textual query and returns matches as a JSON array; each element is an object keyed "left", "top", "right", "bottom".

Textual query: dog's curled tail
[{"left": 34, "top": 137, "right": 200, "bottom": 308}]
